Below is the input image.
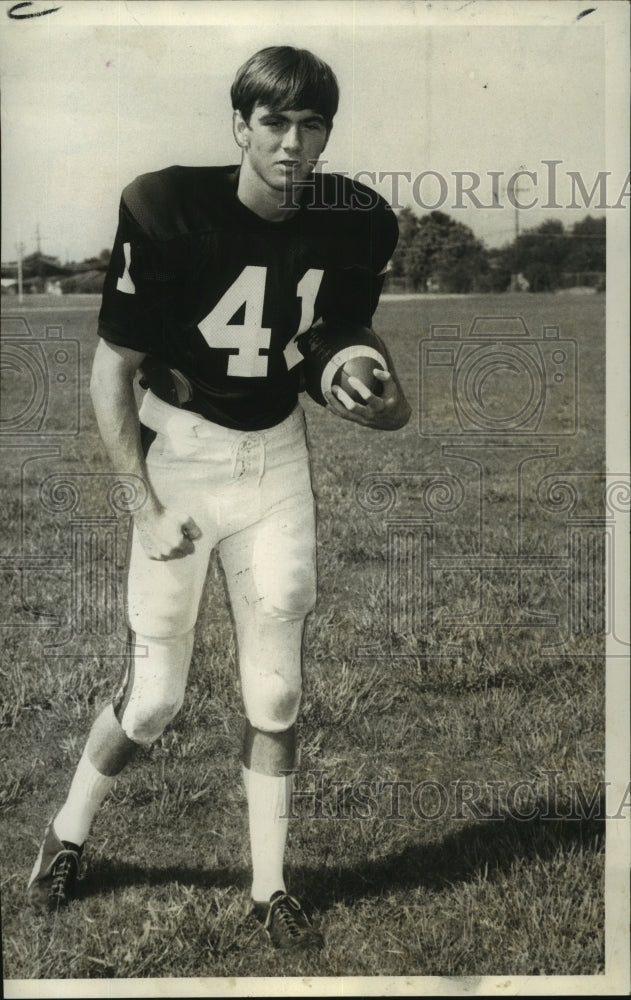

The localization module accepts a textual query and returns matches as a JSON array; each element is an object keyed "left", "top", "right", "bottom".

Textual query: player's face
[{"left": 235, "top": 105, "right": 330, "bottom": 192}]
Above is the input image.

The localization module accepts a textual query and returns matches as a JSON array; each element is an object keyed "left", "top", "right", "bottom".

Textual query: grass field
[{"left": 1, "top": 291, "right": 608, "bottom": 986}]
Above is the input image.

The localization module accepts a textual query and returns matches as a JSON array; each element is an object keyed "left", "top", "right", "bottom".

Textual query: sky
[{"left": 0, "top": 0, "right": 625, "bottom": 264}]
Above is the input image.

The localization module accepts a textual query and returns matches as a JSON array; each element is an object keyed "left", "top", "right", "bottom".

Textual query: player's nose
[{"left": 281, "top": 125, "right": 302, "bottom": 153}]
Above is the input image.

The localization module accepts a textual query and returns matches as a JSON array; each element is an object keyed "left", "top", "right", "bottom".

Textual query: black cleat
[
  {"left": 252, "top": 891, "right": 324, "bottom": 952},
  {"left": 27, "top": 821, "right": 84, "bottom": 912}
]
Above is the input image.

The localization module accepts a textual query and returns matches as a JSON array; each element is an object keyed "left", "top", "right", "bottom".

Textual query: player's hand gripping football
[
  {"left": 324, "top": 367, "right": 411, "bottom": 430},
  {"left": 134, "top": 505, "right": 202, "bottom": 561}
]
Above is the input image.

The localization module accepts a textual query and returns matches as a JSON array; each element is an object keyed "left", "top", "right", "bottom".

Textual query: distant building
[{"left": 509, "top": 272, "right": 530, "bottom": 292}]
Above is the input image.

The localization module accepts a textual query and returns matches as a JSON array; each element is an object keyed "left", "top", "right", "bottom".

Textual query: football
[{"left": 297, "top": 320, "right": 388, "bottom": 407}]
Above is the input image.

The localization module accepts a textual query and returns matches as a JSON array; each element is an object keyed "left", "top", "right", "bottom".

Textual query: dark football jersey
[{"left": 97, "top": 165, "right": 398, "bottom": 430}]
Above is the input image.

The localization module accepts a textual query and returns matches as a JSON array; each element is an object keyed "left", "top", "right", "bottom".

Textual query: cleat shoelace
[
  {"left": 48, "top": 850, "right": 81, "bottom": 909},
  {"left": 267, "top": 895, "right": 306, "bottom": 939}
]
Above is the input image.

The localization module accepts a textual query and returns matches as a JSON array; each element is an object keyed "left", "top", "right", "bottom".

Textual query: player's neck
[{"left": 237, "top": 164, "right": 300, "bottom": 223}]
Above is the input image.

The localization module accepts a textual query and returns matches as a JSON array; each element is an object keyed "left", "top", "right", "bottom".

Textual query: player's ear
[{"left": 233, "top": 110, "right": 250, "bottom": 150}]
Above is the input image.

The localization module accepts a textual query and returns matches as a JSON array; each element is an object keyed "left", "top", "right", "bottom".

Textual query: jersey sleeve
[
  {"left": 321, "top": 193, "right": 399, "bottom": 328},
  {"left": 97, "top": 184, "right": 178, "bottom": 354}
]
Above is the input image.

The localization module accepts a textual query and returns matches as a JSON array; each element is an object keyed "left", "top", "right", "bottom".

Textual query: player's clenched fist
[{"left": 134, "top": 507, "right": 202, "bottom": 560}]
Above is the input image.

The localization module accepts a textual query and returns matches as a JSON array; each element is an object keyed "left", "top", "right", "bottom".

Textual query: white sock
[
  {"left": 53, "top": 747, "right": 116, "bottom": 846},
  {"left": 242, "top": 765, "right": 291, "bottom": 903}
]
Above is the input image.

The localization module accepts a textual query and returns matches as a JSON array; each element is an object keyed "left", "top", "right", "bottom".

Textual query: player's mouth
[{"left": 276, "top": 159, "right": 302, "bottom": 171}]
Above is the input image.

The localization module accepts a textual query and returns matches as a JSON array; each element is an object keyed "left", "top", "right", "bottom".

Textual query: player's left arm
[{"left": 324, "top": 333, "right": 411, "bottom": 430}]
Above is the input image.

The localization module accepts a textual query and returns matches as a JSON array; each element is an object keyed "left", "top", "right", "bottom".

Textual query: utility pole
[
  {"left": 514, "top": 178, "right": 527, "bottom": 241},
  {"left": 16, "top": 240, "right": 25, "bottom": 304},
  {"left": 510, "top": 174, "right": 528, "bottom": 291}
]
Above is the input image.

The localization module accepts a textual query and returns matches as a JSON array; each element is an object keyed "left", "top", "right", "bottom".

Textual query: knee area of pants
[
  {"left": 259, "top": 574, "right": 316, "bottom": 622},
  {"left": 121, "top": 692, "right": 185, "bottom": 744},
  {"left": 131, "top": 622, "right": 196, "bottom": 645},
  {"left": 119, "top": 631, "right": 192, "bottom": 743},
  {"left": 246, "top": 671, "right": 301, "bottom": 732},
  {"left": 136, "top": 630, "right": 194, "bottom": 650}
]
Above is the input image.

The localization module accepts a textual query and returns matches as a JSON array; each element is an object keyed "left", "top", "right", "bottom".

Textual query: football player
[{"left": 28, "top": 45, "right": 410, "bottom": 951}]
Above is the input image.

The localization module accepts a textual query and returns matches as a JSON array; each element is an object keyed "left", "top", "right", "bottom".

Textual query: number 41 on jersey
[{"left": 198, "top": 266, "right": 323, "bottom": 377}]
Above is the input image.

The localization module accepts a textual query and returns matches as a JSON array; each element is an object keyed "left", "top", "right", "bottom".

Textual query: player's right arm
[{"left": 90, "top": 339, "right": 201, "bottom": 560}]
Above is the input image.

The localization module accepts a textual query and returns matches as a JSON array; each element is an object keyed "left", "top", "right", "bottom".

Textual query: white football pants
[{"left": 114, "top": 391, "right": 317, "bottom": 744}]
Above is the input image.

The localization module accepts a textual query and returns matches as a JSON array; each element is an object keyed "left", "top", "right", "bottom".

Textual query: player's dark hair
[{"left": 231, "top": 46, "right": 339, "bottom": 128}]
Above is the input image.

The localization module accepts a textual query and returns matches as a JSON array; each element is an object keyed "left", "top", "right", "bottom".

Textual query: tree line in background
[
  {"left": 2, "top": 212, "right": 605, "bottom": 297},
  {"left": 0, "top": 248, "right": 111, "bottom": 296},
  {"left": 385, "top": 210, "right": 606, "bottom": 294}
]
